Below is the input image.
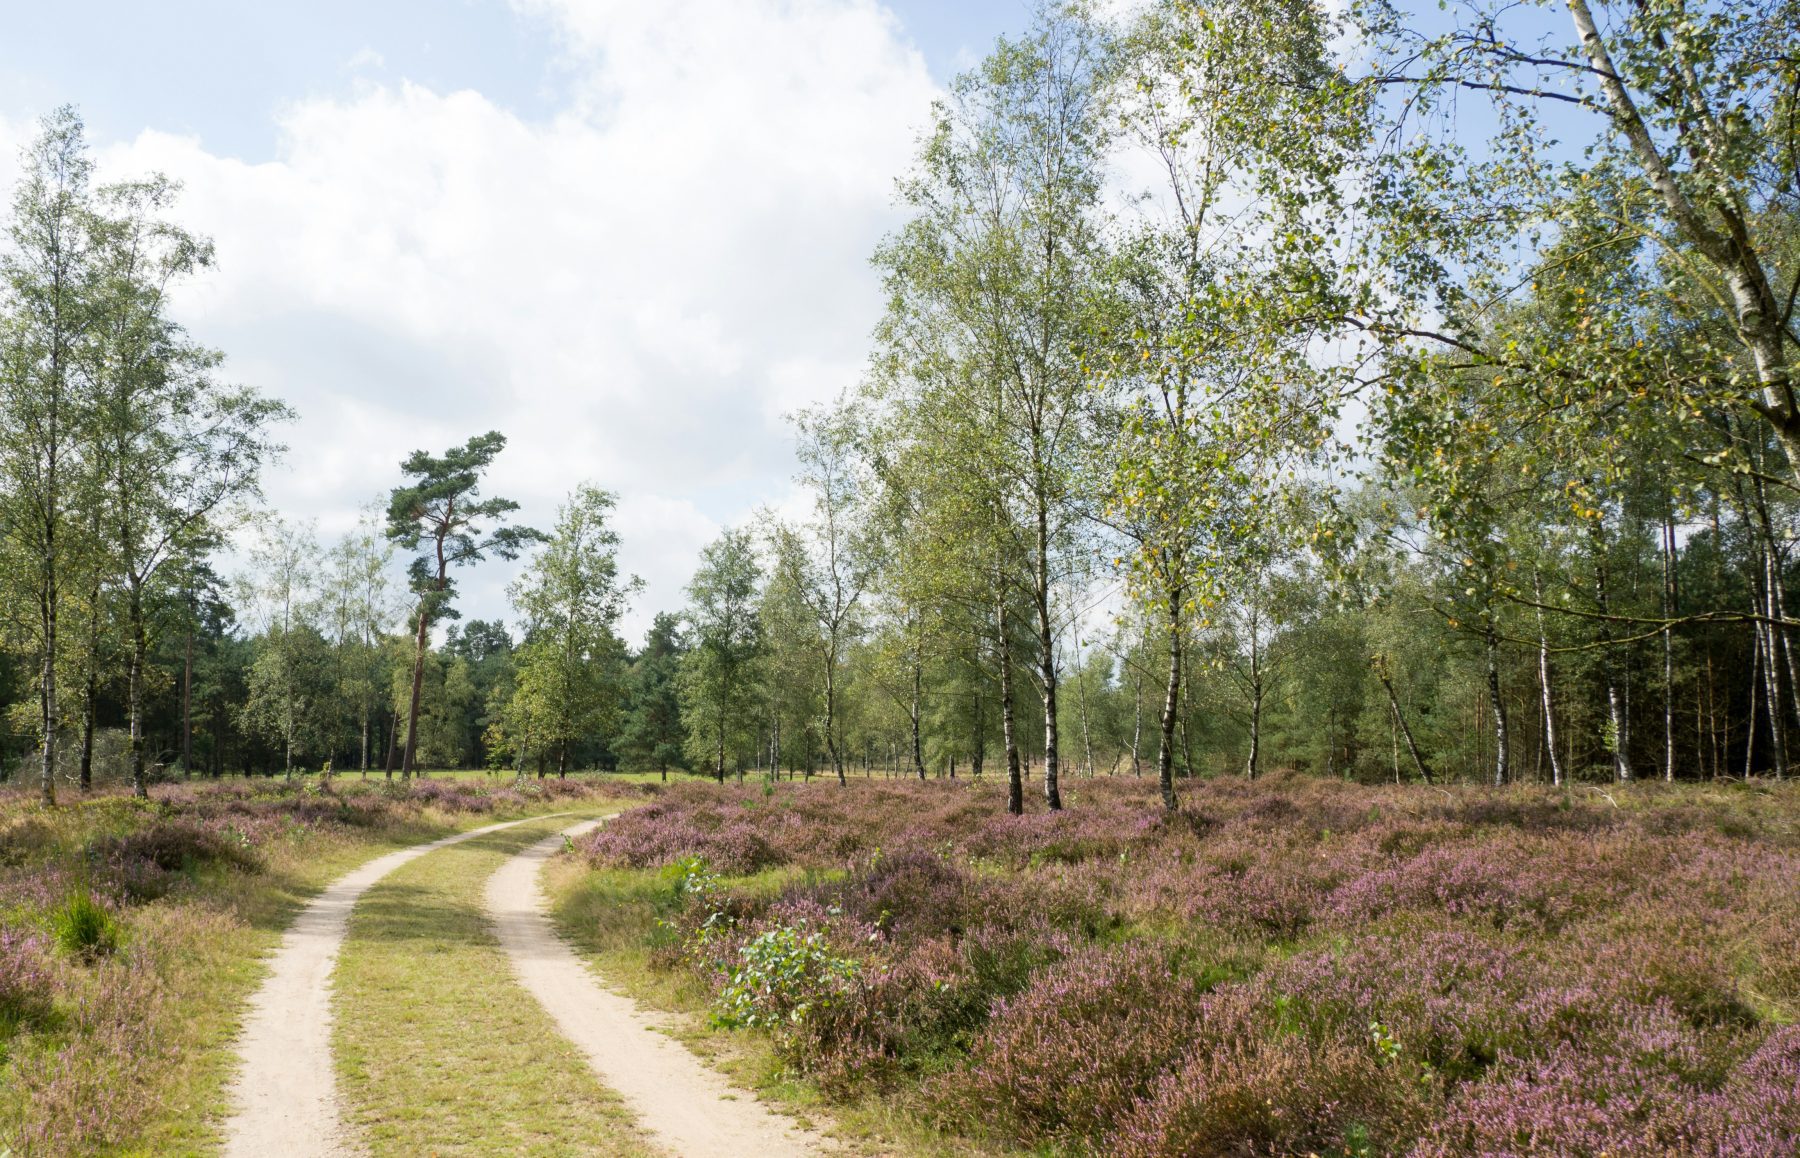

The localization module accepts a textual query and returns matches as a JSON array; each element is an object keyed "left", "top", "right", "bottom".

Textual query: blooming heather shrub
[
  {"left": 1111, "top": 1027, "right": 1420, "bottom": 1158},
  {"left": 1266, "top": 929, "right": 1527, "bottom": 1079},
  {"left": 1328, "top": 835, "right": 1615, "bottom": 932},
  {"left": 4, "top": 955, "right": 166, "bottom": 1155},
  {"left": 949, "top": 941, "right": 1213, "bottom": 1144},
  {"left": 791, "top": 934, "right": 970, "bottom": 1093},
  {"left": 582, "top": 796, "right": 783, "bottom": 874},
  {"left": 91, "top": 818, "right": 264, "bottom": 879},
  {"left": 810, "top": 850, "right": 977, "bottom": 941},
  {"left": 787, "top": 916, "right": 1085, "bottom": 1095},
  {"left": 1170, "top": 830, "right": 1345, "bottom": 936},
  {"left": 1414, "top": 1045, "right": 1713, "bottom": 1157},
  {"left": 1587, "top": 923, "right": 1762, "bottom": 1037},
  {"left": 0, "top": 926, "right": 53, "bottom": 1031},
  {"left": 1699, "top": 1025, "right": 1800, "bottom": 1151}
]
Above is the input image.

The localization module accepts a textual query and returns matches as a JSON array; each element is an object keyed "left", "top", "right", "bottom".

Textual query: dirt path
[
  {"left": 487, "top": 819, "right": 833, "bottom": 1158},
  {"left": 221, "top": 813, "right": 568, "bottom": 1158}
]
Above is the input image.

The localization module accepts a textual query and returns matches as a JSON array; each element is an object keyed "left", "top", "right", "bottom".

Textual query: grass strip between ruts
[{"left": 333, "top": 815, "right": 658, "bottom": 1157}]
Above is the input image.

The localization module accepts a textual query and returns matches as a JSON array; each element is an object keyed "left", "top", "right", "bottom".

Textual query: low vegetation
[
  {"left": 0, "top": 775, "right": 639, "bottom": 1156},
  {"left": 563, "top": 776, "right": 1800, "bottom": 1157}
]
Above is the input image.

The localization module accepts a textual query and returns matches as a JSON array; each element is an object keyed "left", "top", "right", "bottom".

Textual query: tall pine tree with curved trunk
[{"left": 385, "top": 431, "right": 540, "bottom": 778}]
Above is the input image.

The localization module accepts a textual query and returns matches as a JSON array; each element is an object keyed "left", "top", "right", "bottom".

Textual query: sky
[{"left": 0, "top": 0, "right": 1031, "bottom": 644}]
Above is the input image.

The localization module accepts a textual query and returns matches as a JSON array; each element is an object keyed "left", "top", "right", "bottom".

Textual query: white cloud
[{"left": 19, "top": 1, "right": 939, "bottom": 644}]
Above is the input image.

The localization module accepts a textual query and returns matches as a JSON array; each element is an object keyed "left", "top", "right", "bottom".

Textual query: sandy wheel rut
[{"left": 486, "top": 819, "right": 833, "bottom": 1158}]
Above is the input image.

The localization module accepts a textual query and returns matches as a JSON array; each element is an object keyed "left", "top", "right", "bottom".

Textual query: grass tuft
[{"left": 50, "top": 893, "right": 119, "bottom": 961}]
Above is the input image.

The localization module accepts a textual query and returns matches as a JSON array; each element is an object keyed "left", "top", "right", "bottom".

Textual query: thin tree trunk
[
  {"left": 1705, "top": 650, "right": 1720, "bottom": 780},
  {"left": 1158, "top": 590, "right": 1181, "bottom": 811},
  {"left": 1034, "top": 504, "right": 1061, "bottom": 811},
  {"left": 1751, "top": 478, "right": 1800, "bottom": 769},
  {"left": 971, "top": 688, "right": 985, "bottom": 780},
  {"left": 1486, "top": 621, "right": 1508, "bottom": 787},
  {"left": 1746, "top": 634, "right": 1762, "bottom": 778},
  {"left": 40, "top": 579, "right": 58, "bottom": 807},
  {"left": 1592, "top": 521, "right": 1634, "bottom": 781},
  {"left": 79, "top": 669, "right": 96, "bottom": 792},
  {"left": 403, "top": 603, "right": 431, "bottom": 778},
  {"left": 1751, "top": 515, "right": 1789, "bottom": 779},
  {"left": 128, "top": 585, "right": 149, "bottom": 798},
  {"left": 1759, "top": 612, "right": 1789, "bottom": 778},
  {"left": 1130, "top": 666, "right": 1143, "bottom": 778},
  {"left": 1180, "top": 698, "right": 1195, "bottom": 779},
  {"left": 1076, "top": 631, "right": 1094, "bottom": 778},
  {"left": 1390, "top": 703, "right": 1400, "bottom": 783},
  {"left": 999, "top": 599, "right": 1022, "bottom": 816},
  {"left": 1375, "top": 658, "right": 1433, "bottom": 783},
  {"left": 1246, "top": 684, "right": 1262, "bottom": 781},
  {"left": 825, "top": 648, "right": 845, "bottom": 786},
  {"left": 78, "top": 566, "right": 98, "bottom": 791},
  {"left": 1534, "top": 571, "right": 1565, "bottom": 787},
  {"left": 1662, "top": 510, "right": 1677, "bottom": 780},
  {"left": 911, "top": 651, "right": 925, "bottom": 781},
  {"left": 183, "top": 627, "right": 194, "bottom": 777},
  {"left": 384, "top": 707, "right": 400, "bottom": 778}
]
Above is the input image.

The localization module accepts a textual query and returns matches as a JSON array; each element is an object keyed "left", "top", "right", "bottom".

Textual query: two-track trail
[
  {"left": 221, "top": 809, "right": 829, "bottom": 1157},
  {"left": 221, "top": 814, "right": 562, "bottom": 1157},
  {"left": 486, "top": 818, "right": 833, "bottom": 1158}
]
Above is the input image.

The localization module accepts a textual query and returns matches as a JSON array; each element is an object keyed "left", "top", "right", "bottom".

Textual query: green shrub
[
  {"left": 711, "top": 924, "right": 859, "bottom": 1030},
  {"left": 52, "top": 893, "right": 120, "bottom": 961}
]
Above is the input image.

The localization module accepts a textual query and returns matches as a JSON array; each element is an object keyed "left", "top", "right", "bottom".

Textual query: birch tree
[
  {"left": 83, "top": 175, "right": 288, "bottom": 796},
  {"left": 0, "top": 108, "right": 95, "bottom": 805},
  {"left": 875, "top": 3, "right": 1116, "bottom": 811}
]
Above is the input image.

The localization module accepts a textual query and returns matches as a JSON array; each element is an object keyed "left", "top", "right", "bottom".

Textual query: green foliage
[
  {"left": 678, "top": 528, "right": 764, "bottom": 780},
  {"left": 616, "top": 613, "right": 688, "bottom": 774},
  {"left": 500, "top": 485, "right": 636, "bottom": 775},
  {"left": 710, "top": 924, "right": 860, "bottom": 1031}
]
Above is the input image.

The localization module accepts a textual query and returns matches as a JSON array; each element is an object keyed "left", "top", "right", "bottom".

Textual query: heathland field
[
  {"left": 3, "top": 773, "right": 1798, "bottom": 1156},
  {"left": 561, "top": 776, "right": 1800, "bottom": 1157}
]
